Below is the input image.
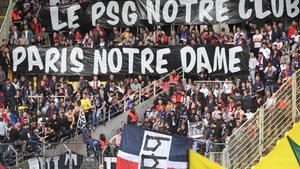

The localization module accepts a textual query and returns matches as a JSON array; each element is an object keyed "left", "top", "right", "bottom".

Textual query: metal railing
[
  {"left": 219, "top": 69, "right": 300, "bottom": 169},
  {"left": 27, "top": 95, "right": 66, "bottom": 110},
  {"left": 210, "top": 151, "right": 228, "bottom": 167},
  {"left": 194, "top": 80, "right": 234, "bottom": 89},
  {"left": 0, "top": 0, "right": 14, "bottom": 45},
  {"left": 1, "top": 142, "right": 100, "bottom": 169},
  {"left": 104, "top": 67, "right": 184, "bottom": 122}
]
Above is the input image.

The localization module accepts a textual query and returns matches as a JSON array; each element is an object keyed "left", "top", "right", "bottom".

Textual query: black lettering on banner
[
  {"left": 140, "top": 134, "right": 170, "bottom": 169},
  {"left": 39, "top": 0, "right": 300, "bottom": 31},
  {"left": 141, "top": 154, "right": 167, "bottom": 169},
  {"left": 143, "top": 135, "right": 170, "bottom": 151}
]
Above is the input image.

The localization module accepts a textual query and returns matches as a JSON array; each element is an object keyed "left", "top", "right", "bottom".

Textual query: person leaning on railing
[
  {"left": 82, "top": 124, "right": 100, "bottom": 157},
  {"left": 8, "top": 123, "right": 26, "bottom": 153},
  {"left": 92, "top": 91, "right": 106, "bottom": 129},
  {"left": 19, "top": 123, "right": 40, "bottom": 154}
]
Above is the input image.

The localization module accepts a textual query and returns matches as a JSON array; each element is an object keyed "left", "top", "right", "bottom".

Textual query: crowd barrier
[
  {"left": 210, "top": 69, "right": 300, "bottom": 169},
  {"left": 1, "top": 142, "right": 103, "bottom": 169}
]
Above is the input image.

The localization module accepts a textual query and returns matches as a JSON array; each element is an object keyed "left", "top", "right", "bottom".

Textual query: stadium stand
[{"left": 0, "top": 0, "right": 299, "bottom": 169}]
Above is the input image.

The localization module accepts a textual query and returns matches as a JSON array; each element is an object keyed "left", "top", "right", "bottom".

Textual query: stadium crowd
[{"left": 0, "top": 0, "right": 299, "bottom": 166}]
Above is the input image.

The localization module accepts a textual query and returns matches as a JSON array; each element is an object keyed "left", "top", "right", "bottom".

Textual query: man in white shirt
[
  {"left": 89, "top": 76, "right": 101, "bottom": 90},
  {"left": 265, "top": 91, "right": 276, "bottom": 109},
  {"left": 253, "top": 29, "right": 263, "bottom": 49},
  {"left": 272, "top": 38, "right": 283, "bottom": 49},
  {"left": 0, "top": 117, "right": 7, "bottom": 140},
  {"left": 291, "top": 31, "right": 300, "bottom": 43},
  {"left": 223, "top": 80, "right": 232, "bottom": 94},
  {"left": 199, "top": 84, "right": 209, "bottom": 97},
  {"left": 264, "top": 62, "right": 277, "bottom": 73},
  {"left": 280, "top": 59, "right": 288, "bottom": 72},
  {"left": 291, "top": 31, "right": 300, "bottom": 51},
  {"left": 259, "top": 43, "right": 271, "bottom": 60},
  {"left": 130, "top": 79, "right": 142, "bottom": 92},
  {"left": 234, "top": 27, "right": 245, "bottom": 44},
  {"left": 245, "top": 108, "right": 254, "bottom": 120},
  {"left": 248, "top": 52, "right": 259, "bottom": 84},
  {"left": 267, "top": 25, "right": 273, "bottom": 41}
]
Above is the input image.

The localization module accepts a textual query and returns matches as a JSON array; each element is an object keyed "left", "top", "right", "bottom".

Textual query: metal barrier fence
[
  {"left": 27, "top": 95, "right": 66, "bottom": 110},
  {"left": 194, "top": 80, "right": 234, "bottom": 89},
  {"left": 0, "top": 0, "right": 14, "bottom": 45},
  {"left": 218, "top": 69, "right": 300, "bottom": 169},
  {"left": 1, "top": 142, "right": 100, "bottom": 169}
]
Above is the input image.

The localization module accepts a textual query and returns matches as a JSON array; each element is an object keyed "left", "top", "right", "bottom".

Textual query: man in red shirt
[
  {"left": 31, "top": 17, "right": 42, "bottom": 36},
  {"left": 169, "top": 70, "right": 180, "bottom": 84}
]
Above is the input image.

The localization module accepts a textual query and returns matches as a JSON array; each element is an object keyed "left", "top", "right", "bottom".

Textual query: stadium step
[{"left": 79, "top": 157, "right": 99, "bottom": 169}]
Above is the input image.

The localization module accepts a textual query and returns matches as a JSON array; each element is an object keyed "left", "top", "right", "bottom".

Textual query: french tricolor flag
[{"left": 116, "top": 125, "right": 193, "bottom": 169}]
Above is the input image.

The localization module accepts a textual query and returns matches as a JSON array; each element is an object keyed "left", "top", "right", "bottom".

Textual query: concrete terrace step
[{"left": 80, "top": 157, "right": 99, "bottom": 169}]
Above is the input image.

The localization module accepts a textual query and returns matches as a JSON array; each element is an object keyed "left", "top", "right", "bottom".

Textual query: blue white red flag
[{"left": 116, "top": 125, "right": 193, "bottom": 169}]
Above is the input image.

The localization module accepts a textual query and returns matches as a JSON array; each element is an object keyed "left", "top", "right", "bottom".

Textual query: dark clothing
[
  {"left": 66, "top": 84, "right": 74, "bottom": 96},
  {"left": 192, "top": 92, "right": 206, "bottom": 105},
  {"left": 49, "top": 119, "right": 60, "bottom": 133},
  {"left": 19, "top": 79, "right": 29, "bottom": 94},
  {"left": 79, "top": 80, "right": 88, "bottom": 92},
  {"left": 82, "top": 127, "right": 90, "bottom": 143},
  {"left": 232, "top": 93, "right": 243, "bottom": 104},
  {"left": 242, "top": 95, "right": 252, "bottom": 110},
  {"left": 48, "top": 80, "right": 57, "bottom": 94},
  {"left": 9, "top": 128, "right": 19, "bottom": 142},
  {"left": 167, "top": 115, "right": 179, "bottom": 133},
  {"left": 176, "top": 109, "right": 188, "bottom": 118},
  {"left": 19, "top": 128, "right": 30, "bottom": 141},
  {"left": 254, "top": 81, "right": 264, "bottom": 95},
  {"left": 177, "top": 128, "right": 188, "bottom": 136},
  {"left": 94, "top": 96, "right": 104, "bottom": 110},
  {"left": 46, "top": 107, "right": 59, "bottom": 119},
  {"left": 265, "top": 71, "right": 276, "bottom": 86},
  {"left": 198, "top": 70, "right": 209, "bottom": 80},
  {"left": 65, "top": 104, "right": 74, "bottom": 111},
  {"left": 3, "top": 84, "right": 16, "bottom": 99}
]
